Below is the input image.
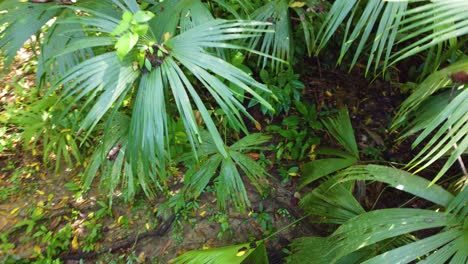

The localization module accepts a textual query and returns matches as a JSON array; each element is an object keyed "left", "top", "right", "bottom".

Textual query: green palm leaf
[
  {"left": 363, "top": 229, "right": 464, "bottom": 264},
  {"left": 177, "top": 132, "right": 270, "bottom": 210},
  {"left": 290, "top": 164, "right": 465, "bottom": 264},
  {"left": 392, "top": 59, "right": 468, "bottom": 183},
  {"left": 391, "top": 0, "right": 468, "bottom": 66},
  {"left": 170, "top": 240, "right": 267, "bottom": 264},
  {"left": 300, "top": 177, "right": 365, "bottom": 224},
  {"left": 322, "top": 108, "right": 359, "bottom": 158},
  {"left": 336, "top": 165, "right": 454, "bottom": 207},
  {"left": 247, "top": 0, "right": 291, "bottom": 71},
  {"left": 0, "top": 1, "right": 60, "bottom": 67}
]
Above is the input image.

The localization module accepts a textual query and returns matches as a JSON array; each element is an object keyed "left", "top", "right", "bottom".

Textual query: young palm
[{"left": 1, "top": 0, "right": 277, "bottom": 208}]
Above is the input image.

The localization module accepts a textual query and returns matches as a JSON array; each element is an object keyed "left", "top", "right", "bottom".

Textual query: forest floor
[{"left": 0, "top": 49, "right": 423, "bottom": 263}]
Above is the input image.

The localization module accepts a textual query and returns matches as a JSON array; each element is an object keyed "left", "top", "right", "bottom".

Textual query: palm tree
[{"left": 0, "top": 0, "right": 279, "bottom": 208}]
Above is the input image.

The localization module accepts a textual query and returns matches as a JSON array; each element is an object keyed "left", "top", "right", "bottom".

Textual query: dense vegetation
[{"left": 0, "top": 0, "right": 466, "bottom": 263}]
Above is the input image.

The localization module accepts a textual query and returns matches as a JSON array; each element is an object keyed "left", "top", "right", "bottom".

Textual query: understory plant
[
  {"left": 0, "top": 0, "right": 285, "bottom": 209},
  {"left": 289, "top": 165, "right": 467, "bottom": 263}
]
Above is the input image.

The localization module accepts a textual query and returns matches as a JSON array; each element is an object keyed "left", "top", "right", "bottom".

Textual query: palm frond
[
  {"left": 392, "top": 59, "right": 468, "bottom": 130},
  {"left": 391, "top": 0, "right": 468, "bottom": 66},
  {"left": 287, "top": 237, "right": 336, "bottom": 264},
  {"left": 300, "top": 155, "right": 357, "bottom": 189},
  {"left": 128, "top": 68, "right": 168, "bottom": 183},
  {"left": 178, "top": 133, "right": 270, "bottom": 210},
  {"left": 407, "top": 89, "right": 467, "bottom": 182},
  {"left": 327, "top": 0, "right": 407, "bottom": 74},
  {"left": 300, "top": 177, "right": 364, "bottom": 224},
  {"left": 170, "top": 240, "right": 267, "bottom": 264},
  {"left": 148, "top": 0, "right": 214, "bottom": 40},
  {"left": 0, "top": 1, "right": 61, "bottom": 67},
  {"left": 53, "top": 51, "right": 139, "bottom": 138},
  {"left": 336, "top": 165, "right": 454, "bottom": 207},
  {"left": 322, "top": 108, "right": 359, "bottom": 158},
  {"left": 82, "top": 112, "right": 145, "bottom": 200},
  {"left": 363, "top": 229, "right": 464, "bottom": 264},
  {"left": 392, "top": 59, "right": 468, "bottom": 182},
  {"left": 37, "top": 10, "right": 94, "bottom": 89},
  {"left": 329, "top": 208, "right": 457, "bottom": 263},
  {"left": 300, "top": 108, "right": 359, "bottom": 187},
  {"left": 246, "top": 0, "right": 291, "bottom": 71}
]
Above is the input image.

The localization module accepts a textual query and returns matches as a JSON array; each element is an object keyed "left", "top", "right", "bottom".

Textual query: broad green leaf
[
  {"left": 122, "top": 10, "right": 133, "bottom": 22},
  {"left": 115, "top": 32, "right": 139, "bottom": 60},
  {"left": 336, "top": 165, "right": 454, "bottom": 207},
  {"left": 170, "top": 240, "right": 267, "bottom": 264},
  {"left": 133, "top": 10, "right": 155, "bottom": 23},
  {"left": 132, "top": 23, "right": 149, "bottom": 36}
]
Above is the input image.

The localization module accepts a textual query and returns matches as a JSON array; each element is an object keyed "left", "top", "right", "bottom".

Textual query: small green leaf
[
  {"left": 122, "top": 11, "right": 133, "bottom": 22},
  {"left": 115, "top": 32, "right": 139, "bottom": 61},
  {"left": 144, "top": 58, "right": 152, "bottom": 72},
  {"left": 132, "top": 24, "right": 149, "bottom": 36},
  {"left": 133, "top": 10, "right": 155, "bottom": 23},
  {"left": 111, "top": 21, "right": 130, "bottom": 36},
  {"left": 259, "top": 69, "right": 269, "bottom": 83},
  {"left": 282, "top": 115, "right": 301, "bottom": 126}
]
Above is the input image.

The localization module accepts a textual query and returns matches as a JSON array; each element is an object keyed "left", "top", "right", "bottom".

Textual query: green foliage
[
  {"left": 392, "top": 59, "right": 468, "bottom": 183},
  {"left": 256, "top": 67, "right": 305, "bottom": 115},
  {"left": 290, "top": 165, "right": 466, "bottom": 264},
  {"left": 314, "top": 0, "right": 468, "bottom": 75},
  {"left": 1, "top": 96, "right": 84, "bottom": 173},
  {"left": 170, "top": 239, "right": 268, "bottom": 264},
  {"left": 267, "top": 100, "right": 321, "bottom": 161},
  {"left": 174, "top": 133, "right": 271, "bottom": 210},
  {"left": 246, "top": 0, "right": 321, "bottom": 71},
  {"left": 300, "top": 108, "right": 358, "bottom": 188},
  {"left": 0, "top": 0, "right": 279, "bottom": 209}
]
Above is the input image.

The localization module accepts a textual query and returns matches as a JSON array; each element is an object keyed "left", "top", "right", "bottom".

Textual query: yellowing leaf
[
  {"left": 163, "top": 32, "right": 171, "bottom": 42},
  {"left": 145, "top": 223, "right": 150, "bottom": 230},
  {"left": 138, "top": 252, "right": 146, "bottom": 262},
  {"left": 117, "top": 215, "right": 124, "bottom": 225},
  {"left": 199, "top": 210, "right": 207, "bottom": 217},
  {"left": 36, "top": 190, "right": 45, "bottom": 196},
  {"left": 254, "top": 121, "right": 262, "bottom": 131},
  {"left": 72, "top": 236, "right": 79, "bottom": 250},
  {"left": 34, "top": 245, "right": 42, "bottom": 254},
  {"left": 290, "top": 2, "right": 306, "bottom": 8},
  {"left": 236, "top": 247, "right": 248, "bottom": 257},
  {"left": 288, "top": 172, "right": 298, "bottom": 177},
  {"left": 10, "top": 207, "right": 20, "bottom": 215},
  {"left": 325, "top": 90, "right": 333, "bottom": 97}
]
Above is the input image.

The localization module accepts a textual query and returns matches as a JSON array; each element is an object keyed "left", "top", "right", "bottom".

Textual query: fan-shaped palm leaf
[
  {"left": 290, "top": 165, "right": 466, "bottom": 264},
  {"left": 175, "top": 132, "right": 271, "bottom": 210},
  {"left": 300, "top": 108, "right": 359, "bottom": 188}
]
